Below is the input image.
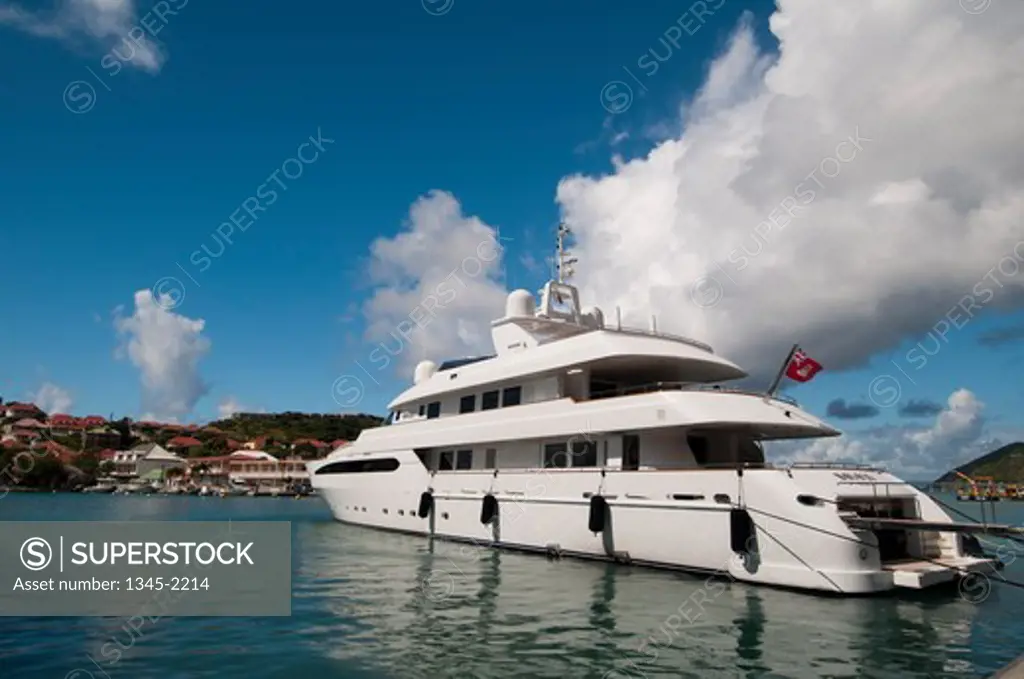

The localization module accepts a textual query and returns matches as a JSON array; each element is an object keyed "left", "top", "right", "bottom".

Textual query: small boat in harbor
[
  {"left": 114, "top": 481, "right": 150, "bottom": 494},
  {"left": 82, "top": 480, "right": 116, "bottom": 493},
  {"left": 219, "top": 482, "right": 249, "bottom": 497}
]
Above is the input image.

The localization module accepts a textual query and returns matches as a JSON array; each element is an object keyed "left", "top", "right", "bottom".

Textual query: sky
[{"left": 1, "top": 0, "right": 1022, "bottom": 478}]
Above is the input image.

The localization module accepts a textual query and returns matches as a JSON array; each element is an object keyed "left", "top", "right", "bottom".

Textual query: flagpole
[{"left": 765, "top": 343, "right": 799, "bottom": 400}]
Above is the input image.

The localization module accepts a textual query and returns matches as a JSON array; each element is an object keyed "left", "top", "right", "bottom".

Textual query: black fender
[
  {"left": 480, "top": 493, "right": 498, "bottom": 524},
  {"left": 418, "top": 491, "right": 434, "bottom": 519},
  {"left": 588, "top": 495, "right": 608, "bottom": 533}
]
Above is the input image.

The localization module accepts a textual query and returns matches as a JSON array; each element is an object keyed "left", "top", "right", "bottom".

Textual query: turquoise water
[{"left": 0, "top": 493, "right": 1022, "bottom": 678}]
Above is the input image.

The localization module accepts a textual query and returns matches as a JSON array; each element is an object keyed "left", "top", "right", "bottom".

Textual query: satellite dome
[
  {"left": 413, "top": 360, "right": 438, "bottom": 384},
  {"left": 505, "top": 289, "right": 536, "bottom": 318}
]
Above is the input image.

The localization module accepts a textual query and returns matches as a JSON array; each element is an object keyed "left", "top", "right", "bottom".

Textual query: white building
[
  {"left": 112, "top": 442, "right": 185, "bottom": 479},
  {"left": 188, "top": 450, "right": 308, "bottom": 486}
]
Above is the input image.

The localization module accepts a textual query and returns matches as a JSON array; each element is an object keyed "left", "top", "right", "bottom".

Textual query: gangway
[{"left": 842, "top": 516, "right": 1024, "bottom": 537}]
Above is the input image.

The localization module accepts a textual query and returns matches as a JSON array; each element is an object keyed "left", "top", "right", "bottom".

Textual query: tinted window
[
  {"left": 437, "top": 355, "right": 494, "bottom": 371},
  {"left": 418, "top": 404, "right": 425, "bottom": 417},
  {"left": 543, "top": 443, "right": 569, "bottom": 469},
  {"left": 623, "top": 435, "right": 639, "bottom": 470},
  {"left": 456, "top": 449, "right": 472, "bottom": 469},
  {"left": 426, "top": 401, "right": 441, "bottom": 419},
  {"left": 687, "top": 435, "right": 709, "bottom": 465},
  {"left": 571, "top": 440, "right": 598, "bottom": 467},
  {"left": 738, "top": 437, "right": 765, "bottom": 466},
  {"left": 438, "top": 451, "right": 454, "bottom": 470},
  {"left": 481, "top": 391, "right": 499, "bottom": 410},
  {"left": 502, "top": 386, "right": 522, "bottom": 407},
  {"left": 315, "top": 458, "right": 400, "bottom": 474},
  {"left": 459, "top": 395, "right": 476, "bottom": 414},
  {"left": 485, "top": 448, "right": 497, "bottom": 469}
]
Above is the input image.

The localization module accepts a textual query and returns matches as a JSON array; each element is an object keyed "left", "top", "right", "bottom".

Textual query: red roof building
[
  {"left": 4, "top": 402, "right": 45, "bottom": 418},
  {"left": 186, "top": 451, "right": 308, "bottom": 483},
  {"left": 292, "top": 438, "right": 328, "bottom": 449},
  {"left": 165, "top": 436, "right": 203, "bottom": 450}
]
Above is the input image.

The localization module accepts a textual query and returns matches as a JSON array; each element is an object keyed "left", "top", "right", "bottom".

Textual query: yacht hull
[{"left": 311, "top": 452, "right": 996, "bottom": 595}]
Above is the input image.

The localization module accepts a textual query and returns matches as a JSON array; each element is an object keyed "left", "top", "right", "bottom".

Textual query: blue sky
[{"left": 1, "top": 0, "right": 1021, "bottom": 473}]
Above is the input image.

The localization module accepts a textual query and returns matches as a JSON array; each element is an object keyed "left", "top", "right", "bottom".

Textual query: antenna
[{"left": 555, "top": 223, "right": 578, "bottom": 284}]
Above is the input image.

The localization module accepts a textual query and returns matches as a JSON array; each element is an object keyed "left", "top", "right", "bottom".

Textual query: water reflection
[
  {"left": 0, "top": 495, "right": 1020, "bottom": 679},
  {"left": 298, "top": 522, "right": 1018, "bottom": 679}
]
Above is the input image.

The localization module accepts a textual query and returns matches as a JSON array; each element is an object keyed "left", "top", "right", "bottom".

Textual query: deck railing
[
  {"left": 588, "top": 381, "right": 799, "bottom": 406},
  {"left": 787, "top": 461, "right": 887, "bottom": 472},
  {"left": 603, "top": 325, "right": 714, "bottom": 353}
]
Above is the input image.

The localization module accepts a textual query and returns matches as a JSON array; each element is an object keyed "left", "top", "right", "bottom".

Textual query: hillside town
[{"left": 0, "top": 400, "right": 379, "bottom": 495}]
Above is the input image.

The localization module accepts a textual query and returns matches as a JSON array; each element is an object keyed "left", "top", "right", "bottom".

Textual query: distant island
[{"left": 933, "top": 442, "right": 1024, "bottom": 484}]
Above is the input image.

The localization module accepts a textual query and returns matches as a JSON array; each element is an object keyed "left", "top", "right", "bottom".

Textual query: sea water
[{"left": 0, "top": 493, "right": 1021, "bottom": 678}]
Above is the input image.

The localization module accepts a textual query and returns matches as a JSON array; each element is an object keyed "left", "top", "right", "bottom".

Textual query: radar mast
[{"left": 555, "top": 223, "right": 578, "bottom": 284}]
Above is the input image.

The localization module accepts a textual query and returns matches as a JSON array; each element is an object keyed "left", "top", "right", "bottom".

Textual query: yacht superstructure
[{"left": 311, "top": 226, "right": 1000, "bottom": 594}]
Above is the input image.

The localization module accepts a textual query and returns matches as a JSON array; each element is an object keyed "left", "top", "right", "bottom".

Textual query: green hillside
[
  {"left": 934, "top": 442, "right": 1024, "bottom": 484},
  {"left": 0, "top": 412, "right": 385, "bottom": 491},
  {"left": 205, "top": 411, "right": 383, "bottom": 446}
]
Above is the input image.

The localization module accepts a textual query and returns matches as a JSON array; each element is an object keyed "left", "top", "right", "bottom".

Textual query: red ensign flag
[{"left": 785, "top": 349, "right": 823, "bottom": 383}]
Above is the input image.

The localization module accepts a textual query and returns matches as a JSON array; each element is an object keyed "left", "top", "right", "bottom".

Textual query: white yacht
[{"left": 311, "top": 227, "right": 1003, "bottom": 594}]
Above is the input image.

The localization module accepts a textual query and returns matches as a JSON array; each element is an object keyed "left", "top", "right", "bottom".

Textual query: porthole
[
  {"left": 383, "top": 508, "right": 389, "bottom": 514},
  {"left": 442, "top": 512, "right": 450, "bottom": 520},
  {"left": 398, "top": 509, "right": 405, "bottom": 516}
]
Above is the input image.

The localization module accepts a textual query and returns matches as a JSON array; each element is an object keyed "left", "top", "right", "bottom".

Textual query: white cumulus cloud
[
  {"left": 774, "top": 389, "right": 989, "bottom": 478},
  {"left": 0, "top": 0, "right": 165, "bottom": 72},
  {"left": 556, "top": 1, "right": 1024, "bottom": 383},
  {"left": 362, "top": 190, "right": 510, "bottom": 376},
  {"left": 30, "top": 382, "right": 74, "bottom": 415},
  {"left": 216, "top": 396, "right": 263, "bottom": 420},
  {"left": 114, "top": 290, "right": 211, "bottom": 421},
  {"left": 352, "top": 2, "right": 1019, "bottom": 481}
]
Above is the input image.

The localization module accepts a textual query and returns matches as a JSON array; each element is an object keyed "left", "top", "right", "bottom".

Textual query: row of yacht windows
[
  {"left": 430, "top": 440, "right": 600, "bottom": 472},
  {"left": 437, "top": 448, "right": 498, "bottom": 470},
  {"left": 418, "top": 385, "right": 522, "bottom": 420}
]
